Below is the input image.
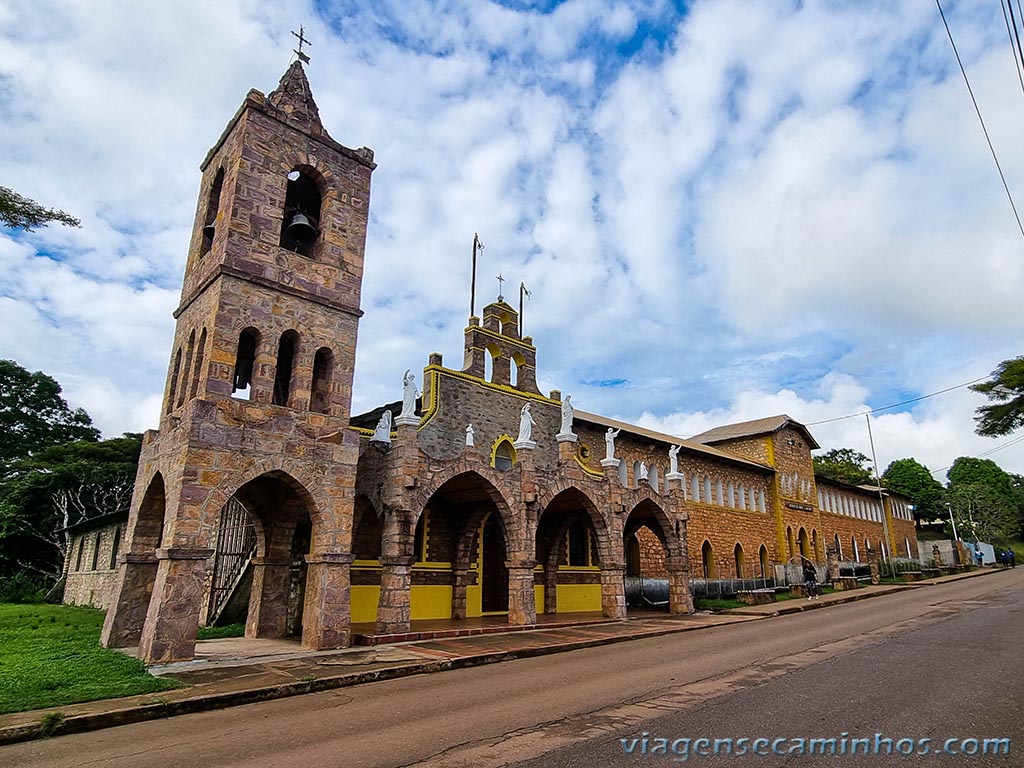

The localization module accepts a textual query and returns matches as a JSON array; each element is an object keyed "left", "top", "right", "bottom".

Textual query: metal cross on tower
[
  {"left": 496, "top": 273, "right": 505, "bottom": 302},
  {"left": 292, "top": 25, "right": 312, "bottom": 64}
]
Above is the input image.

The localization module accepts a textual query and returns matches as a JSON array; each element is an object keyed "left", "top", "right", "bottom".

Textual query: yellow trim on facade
[
  {"left": 464, "top": 325, "right": 537, "bottom": 351},
  {"left": 573, "top": 454, "right": 604, "bottom": 479},
  {"left": 489, "top": 434, "right": 518, "bottom": 468}
]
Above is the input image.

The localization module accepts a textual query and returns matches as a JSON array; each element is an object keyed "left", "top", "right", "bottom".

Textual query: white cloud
[{"left": 1, "top": 0, "right": 1022, "bottom": 479}]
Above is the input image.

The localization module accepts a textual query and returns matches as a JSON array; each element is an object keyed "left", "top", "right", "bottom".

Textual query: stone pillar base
[
  {"left": 665, "top": 472, "right": 685, "bottom": 492},
  {"left": 376, "top": 556, "right": 413, "bottom": 634},
  {"left": 514, "top": 439, "right": 537, "bottom": 451},
  {"left": 600, "top": 566, "right": 626, "bottom": 620},
  {"left": 101, "top": 553, "right": 159, "bottom": 649},
  {"left": 556, "top": 433, "right": 577, "bottom": 443},
  {"left": 394, "top": 414, "right": 419, "bottom": 428},
  {"left": 246, "top": 557, "right": 292, "bottom": 639},
  {"left": 600, "top": 458, "right": 620, "bottom": 468},
  {"left": 506, "top": 564, "right": 537, "bottom": 625},
  {"left": 302, "top": 553, "right": 354, "bottom": 650},
  {"left": 138, "top": 547, "right": 214, "bottom": 664}
]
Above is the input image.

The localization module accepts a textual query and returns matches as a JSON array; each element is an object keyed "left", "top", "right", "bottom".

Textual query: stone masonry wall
[{"left": 65, "top": 524, "right": 125, "bottom": 609}]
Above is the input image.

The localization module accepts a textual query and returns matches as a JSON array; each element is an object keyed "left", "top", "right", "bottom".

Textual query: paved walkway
[{"left": 0, "top": 566, "right": 1000, "bottom": 745}]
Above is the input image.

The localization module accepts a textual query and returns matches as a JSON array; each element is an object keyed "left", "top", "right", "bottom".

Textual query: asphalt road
[{"left": 3, "top": 570, "right": 1021, "bottom": 768}]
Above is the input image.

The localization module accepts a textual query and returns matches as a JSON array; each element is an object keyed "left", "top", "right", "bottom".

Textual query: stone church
[{"left": 96, "top": 62, "right": 918, "bottom": 663}]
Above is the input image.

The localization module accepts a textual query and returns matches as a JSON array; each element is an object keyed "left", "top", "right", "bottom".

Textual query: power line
[
  {"left": 1001, "top": 0, "right": 1024, "bottom": 98},
  {"left": 803, "top": 375, "right": 990, "bottom": 426},
  {"left": 935, "top": 0, "right": 1024, "bottom": 240},
  {"left": 930, "top": 431, "right": 1024, "bottom": 475}
]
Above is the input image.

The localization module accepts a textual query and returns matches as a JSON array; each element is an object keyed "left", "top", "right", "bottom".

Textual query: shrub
[{"left": 0, "top": 572, "right": 48, "bottom": 603}]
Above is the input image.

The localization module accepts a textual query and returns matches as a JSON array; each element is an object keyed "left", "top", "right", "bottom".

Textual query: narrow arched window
[
  {"left": 280, "top": 170, "right": 322, "bottom": 255},
  {"left": 701, "top": 540, "right": 714, "bottom": 579},
  {"left": 109, "top": 526, "right": 121, "bottom": 570},
  {"left": 309, "top": 346, "right": 333, "bottom": 414},
  {"left": 272, "top": 330, "right": 299, "bottom": 407},
  {"left": 166, "top": 347, "right": 183, "bottom": 414},
  {"left": 177, "top": 330, "right": 195, "bottom": 408},
  {"left": 759, "top": 545, "right": 769, "bottom": 578},
  {"left": 232, "top": 329, "right": 259, "bottom": 400},
  {"left": 691, "top": 474, "right": 700, "bottom": 502},
  {"left": 493, "top": 439, "right": 515, "bottom": 471},
  {"left": 189, "top": 328, "right": 208, "bottom": 400},
  {"left": 734, "top": 543, "right": 744, "bottom": 577},
  {"left": 201, "top": 167, "right": 224, "bottom": 256},
  {"left": 617, "top": 460, "right": 627, "bottom": 486}
]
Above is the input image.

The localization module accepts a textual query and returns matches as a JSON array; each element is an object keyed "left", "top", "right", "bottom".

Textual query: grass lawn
[
  {"left": 195, "top": 623, "right": 245, "bottom": 640},
  {"left": 0, "top": 603, "right": 178, "bottom": 715}
]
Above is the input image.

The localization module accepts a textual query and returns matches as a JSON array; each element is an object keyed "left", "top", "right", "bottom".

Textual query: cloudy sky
[{"left": 2, "top": 0, "right": 1023, "bottom": 480}]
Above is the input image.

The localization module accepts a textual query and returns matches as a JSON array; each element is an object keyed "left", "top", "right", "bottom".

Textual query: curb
[{"left": 1, "top": 568, "right": 1006, "bottom": 746}]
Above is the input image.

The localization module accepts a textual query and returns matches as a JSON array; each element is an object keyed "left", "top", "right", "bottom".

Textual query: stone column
[
  {"left": 600, "top": 564, "right": 627, "bottom": 619},
  {"left": 543, "top": 564, "right": 559, "bottom": 614},
  {"left": 666, "top": 554, "right": 695, "bottom": 614},
  {"left": 376, "top": 554, "right": 415, "bottom": 633},
  {"left": 867, "top": 548, "right": 880, "bottom": 585},
  {"left": 302, "top": 552, "right": 354, "bottom": 650},
  {"left": 452, "top": 567, "right": 473, "bottom": 620},
  {"left": 246, "top": 556, "right": 292, "bottom": 638},
  {"left": 506, "top": 559, "right": 537, "bottom": 625},
  {"left": 825, "top": 544, "right": 840, "bottom": 583},
  {"left": 137, "top": 547, "right": 214, "bottom": 664},
  {"left": 100, "top": 553, "right": 159, "bottom": 648}
]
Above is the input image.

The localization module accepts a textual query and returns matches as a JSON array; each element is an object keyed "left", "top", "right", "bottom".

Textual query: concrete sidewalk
[{"left": 0, "top": 566, "right": 1003, "bottom": 746}]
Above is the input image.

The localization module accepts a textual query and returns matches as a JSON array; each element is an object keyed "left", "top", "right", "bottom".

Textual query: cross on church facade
[
  {"left": 496, "top": 273, "right": 505, "bottom": 302},
  {"left": 292, "top": 26, "right": 312, "bottom": 63}
]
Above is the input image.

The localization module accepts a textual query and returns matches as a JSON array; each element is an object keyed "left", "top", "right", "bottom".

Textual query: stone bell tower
[{"left": 102, "top": 61, "right": 376, "bottom": 662}]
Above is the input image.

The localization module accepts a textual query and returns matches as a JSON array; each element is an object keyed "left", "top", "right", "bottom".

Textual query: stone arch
[
  {"left": 798, "top": 527, "right": 810, "bottom": 561},
  {"left": 535, "top": 482, "right": 611, "bottom": 559},
  {"left": 127, "top": 472, "right": 167, "bottom": 553},
  {"left": 701, "top": 539, "right": 715, "bottom": 578},
  {"left": 623, "top": 497, "right": 681, "bottom": 556},
  {"left": 411, "top": 466, "right": 520, "bottom": 552}
]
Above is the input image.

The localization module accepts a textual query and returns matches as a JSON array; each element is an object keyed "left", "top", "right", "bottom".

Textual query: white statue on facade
[
  {"left": 668, "top": 445, "right": 680, "bottom": 475},
  {"left": 559, "top": 394, "right": 574, "bottom": 435},
  {"left": 516, "top": 403, "right": 535, "bottom": 444},
  {"left": 400, "top": 369, "right": 418, "bottom": 418},
  {"left": 604, "top": 427, "right": 620, "bottom": 461},
  {"left": 371, "top": 410, "right": 392, "bottom": 443},
  {"left": 466, "top": 423, "right": 475, "bottom": 447},
  {"left": 638, "top": 461, "right": 649, "bottom": 481}
]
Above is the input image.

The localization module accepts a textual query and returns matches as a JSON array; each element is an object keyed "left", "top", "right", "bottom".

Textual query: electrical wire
[
  {"left": 803, "top": 375, "right": 991, "bottom": 426},
  {"left": 936, "top": 0, "right": 1024, "bottom": 240},
  {"left": 930, "top": 431, "right": 1024, "bottom": 475},
  {"left": 1002, "top": 0, "right": 1024, "bottom": 97}
]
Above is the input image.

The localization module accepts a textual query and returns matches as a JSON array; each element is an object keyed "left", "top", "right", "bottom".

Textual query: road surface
[{"left": 4, "top": 569, "right": 1021, "bottom": 767}]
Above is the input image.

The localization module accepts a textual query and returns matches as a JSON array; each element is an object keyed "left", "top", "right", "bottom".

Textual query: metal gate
[{"left": 207, "top": 496, "right": 257, "bottom": 625}]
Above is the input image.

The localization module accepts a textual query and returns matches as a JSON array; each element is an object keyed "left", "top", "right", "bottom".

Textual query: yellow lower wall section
[
  {"left": 556, "top": 583, "right": 602, "bottom": 613},
  {"left": 466, "top": 584, "right": 482, "bottom": 617},
  {"left": 350, "top": 585, "right": 380, "bottom": 624},
  {"left": 410, "top": 585, "right": 453, "bottom": 620},
  {"left": 534, "top": 584, "right": 544, "bottom": 611}
]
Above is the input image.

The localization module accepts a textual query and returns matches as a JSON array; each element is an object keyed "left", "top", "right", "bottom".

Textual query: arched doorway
[
  {"left": 798, "top": 527, "right": 810, "bottom": 561},
  {"left": 536, "top": 488, "right": 604, "bottom": 615},
  {"left": 349, "top": 496, "right": 383, "bottom": 624},
  {"left": 209, "top": 471, "right": 316, "bottom": 641},
  {"left": 758, "top": 544, "right": 769, "bottom": 579},
  {"left": 701, "top": 540, "right": 715, "bottom": 578},
  {"left": 623, "top": 501, "right": 673, "bottom": 610},
  {"left": 413, "top": 472, "right": 513, "bottom": 620},
  {"left": 101, "top": 473, "right": 166, "bottom": 648},
  {"left": 733, "top": 543, "right": 745, "bottom": 578}
]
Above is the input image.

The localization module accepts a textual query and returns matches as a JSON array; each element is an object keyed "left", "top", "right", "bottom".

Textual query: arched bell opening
[{"left": 280, "top": 168, "right": 323, "bottom": 256}]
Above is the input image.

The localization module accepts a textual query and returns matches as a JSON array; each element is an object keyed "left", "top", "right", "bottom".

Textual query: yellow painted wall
[
  {"left": 556, "top": 583, "right": 601, "bottom": 612},
  {"left": 350, "top": 585, "right": 380, "bottom": 624},
  {"left": 410, "top": 585, "right": 453, "bottom": 620},
  {"left": 466, "top": 584, "right": 482, "bottom": 617},
  {"left": 534, "top": 584, "right": 544, "bottom": 611}
]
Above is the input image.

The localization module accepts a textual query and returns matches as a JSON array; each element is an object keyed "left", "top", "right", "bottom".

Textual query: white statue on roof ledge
[
  {"left": 514, "top": 403, "right": 537, "bottom": 450},
  {"left": 395, "top": 369, "right": 420, "bottom": 426},
  {"left": 600, "top": 427, "right": 621, "bottom": 467},
  {"left": 371, "top": 410, "right": 392, "bottom": 445},
  {"left": 666, "top": 444, "right": 685, "bottom": 489},
  {"left": 556, "top": 394, "right": 577, "bottom": 443}
]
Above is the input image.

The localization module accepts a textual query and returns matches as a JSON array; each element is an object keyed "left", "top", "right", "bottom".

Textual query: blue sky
[{"left": 2, "top": 0, "right": 1024, "bottom": 479}]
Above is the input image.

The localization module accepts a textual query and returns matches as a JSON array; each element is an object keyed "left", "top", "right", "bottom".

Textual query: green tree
[
  {"left": 813, "top": 448, "right": 875, "bottom": 485},
  {"left": 0, "top": 360, "right": 99, "bottom": 465},
  {"left": 882, "top": 458, "right": 944, "bottom": 521},
  {"left": 946, "top": 456, "right": 1016, "bottom": 500},
  {"left": 970, "top": 356, "right": 1024, "bottom": 437},
  {"left": 0, "top": 186, "right": 80, "bottom": 231},
  {"left": 945, "top": 482, "right": 1018, "bottom": 543},
  {"left": 0, "top": 436, "right": 141, "bottom": 580}
]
